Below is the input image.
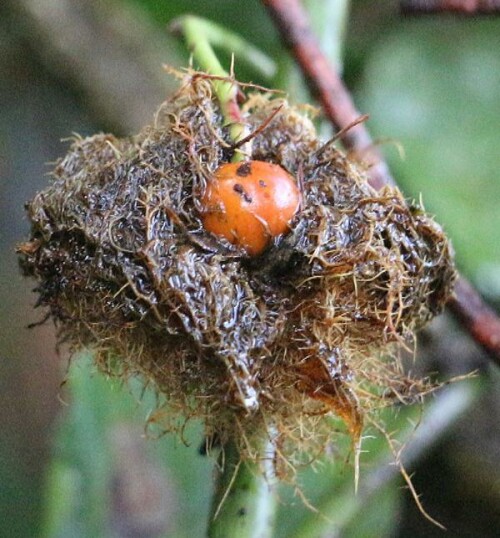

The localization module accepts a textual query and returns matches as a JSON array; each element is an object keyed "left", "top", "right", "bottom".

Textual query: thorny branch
[
  {"left": 262, "top": 0, "right": 500, "bottom": 367},
  {"left": 401, "top": 0, "right": 500, "bottom": 15}
]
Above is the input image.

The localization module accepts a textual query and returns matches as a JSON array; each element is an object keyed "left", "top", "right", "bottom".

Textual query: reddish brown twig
[
  {"left": 448, "top": 278, "right": 500, "bottom": 365},
  {"left": 262, "top": 0, "right": 500, "bottom": 366},
  {"left": 401, "top": 0, "right": 500, "bottom": 15},
  {"left": 262, "top": 0, "right": 395, "bottom": 191}
]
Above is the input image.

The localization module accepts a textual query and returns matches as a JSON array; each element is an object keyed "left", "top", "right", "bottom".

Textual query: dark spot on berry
[
  {"left": 237, "top": 507, "right": 247, "bottom": 517},
  {"left": 259, "top": 180, "right": 267, "bottom": 187},
  {"left": 233, "top": 183, "right": 252, "bottom": 204},
  {"left": 236, "top": 162, "right": 252, "bottom": 177}
]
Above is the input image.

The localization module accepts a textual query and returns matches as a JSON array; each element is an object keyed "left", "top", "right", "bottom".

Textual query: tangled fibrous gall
[{"left": 18, "top": 73, "right": 456, "bottom": 469}]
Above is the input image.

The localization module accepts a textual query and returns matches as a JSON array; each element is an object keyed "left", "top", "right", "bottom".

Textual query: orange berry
[{"left": 200, "top": 160, "right": 300, "bottom": 256}]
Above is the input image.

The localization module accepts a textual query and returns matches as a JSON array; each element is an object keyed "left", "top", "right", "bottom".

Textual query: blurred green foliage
[
  {"left": 42, "top": 354, "right": 213, "bottom": 538},
  {"left": 358, "top": 19, "right": 500, "bottom": 278}
]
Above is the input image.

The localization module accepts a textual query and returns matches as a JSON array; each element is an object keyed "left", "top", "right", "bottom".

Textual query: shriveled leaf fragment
[{"left": 18, "top": 73, "right": 456, "bottom": 467}]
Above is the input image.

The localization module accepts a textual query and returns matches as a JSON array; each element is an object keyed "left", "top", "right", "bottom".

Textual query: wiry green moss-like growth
[{"left": 18, "top": 73, "right": 456, "bottom": 470}]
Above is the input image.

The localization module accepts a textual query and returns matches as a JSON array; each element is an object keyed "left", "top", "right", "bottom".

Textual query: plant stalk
[
  {"left": 173, "top": 15, "right": 270, "bottom": 161},
  {"left": 172, "top": 16, "right": 279, "bottom": 536},
  {"left": 208, "top": 438, "right": 277, "bottom": 538}
]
